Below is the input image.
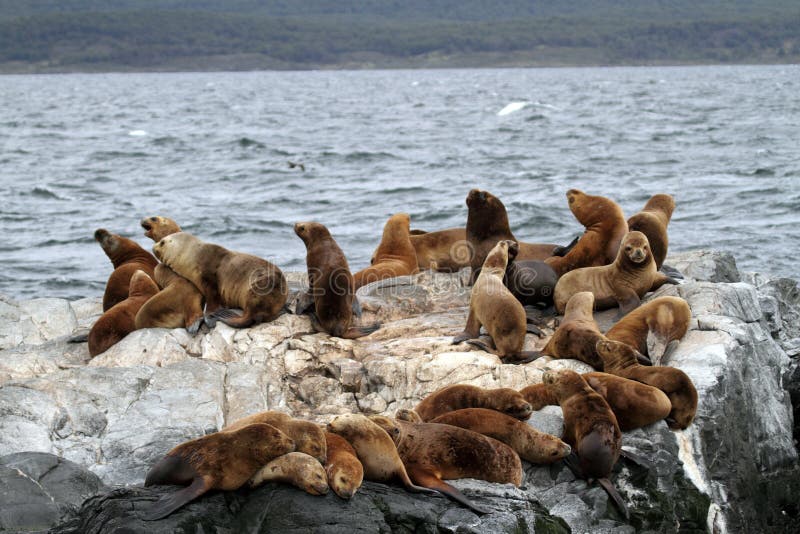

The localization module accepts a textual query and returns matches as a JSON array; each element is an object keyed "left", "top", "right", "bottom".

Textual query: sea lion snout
[
  {"left": 94, "top": 228, "right": 111, "bottom": 242},
  {"left": 626, "top": 245, "right": 647, "bottom": 263},
  {"left": 466, "top": 189, "right": 487, "bottom": 206},
  {"left": 542, "top": 371, "right": 557, "bottom": 385}
]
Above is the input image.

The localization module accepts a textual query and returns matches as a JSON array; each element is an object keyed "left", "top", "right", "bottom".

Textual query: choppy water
[{"left": 1, "top": 65, "right": 798, "bottom": 300}]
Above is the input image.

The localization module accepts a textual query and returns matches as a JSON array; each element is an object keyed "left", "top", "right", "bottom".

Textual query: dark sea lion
[
  {"left": 542, "top": 369, "right": 628, "bottom": 519},
  {"left": 294, "top": 222, "right": 379, "bottom": 339},
  {"left": 323, "top": 431, "right": 364, "bottom": 499},
  {"left": 143, "top": 423, "right": 295, "bottom": 520},
  {"left": 248, "top": 452, "right": 329, "bottom": 495},
  {"left": 95, "top": 228, "right": 158, "bottom": 311},
  {"left": 407, "top": 227, "right": 470, "bottom": 272},
  {"left": 545, "top": 189, "right": 628, "bottom": 277},
  {"left": 554, "top": 231, "right": 679, "bottom": 317},
  {"left": 353, "top": 213, "right": 419, "bottom": 289},
  {"left": 452, "top": 240, "right": 541, "bottom": 363},
  {"left": 88, "top": 270, "right": 159, "bottom": 356},
  {"left": 429, "top": 408, "right": 571, "bottom": 464},
  {"left": 140, "top": 215, "right": 183, "bottom": 243},
  {"left": 465, "top": 189, "right": 558, "bottom": 284},
  {"left": 413, "top": 384, "right": 532, "bottom": 422},
  {"left": 521, "top": 372, "right": 672, "bottom": 431},
  {"left": 596, "top": 339, "right": 698, "bottom": 430},
  {"left": 326, "top": 414, "right": 432, "bottom": 494},
  {"left": 370, "top": 415, "right": 521, "bottom": 514},
  {"left": 153, "top": 232, "right": 288, "bottom": 328},
  {"left": 224, "top": 411, "right": 326, "bottom": 464},
  {"left": 605, "top": 296, "right": 691, "bottom": 364},
  {"left": 626, "top": 194, "right": 675, "bottom": 270},
  {"left": 504, "top": 240, "right": 559, "bottom": 308}
]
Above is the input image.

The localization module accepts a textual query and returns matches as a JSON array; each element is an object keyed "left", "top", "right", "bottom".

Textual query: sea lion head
[
  {"left": 482, "top": 239, "right": 513, "bottom": 271},
  {"left": 495, "top": 388, "right": 533, "bottom": 419},
  {"left": 368, "top": 415, "right": 403, "bottom": 445},
  {"left": 466, "top": 189, "right": 511, "bottom": 237},
  {"left": 394, "top": 409, "right": 422, "bottom": 423},
  {"left": 542, "top": 369, "right": 589, "bottom": 402},
  {"left": 140, "top": 216, "right": 182, "bottom": 242},
  {"left": 94, "top": 228, "right": 120, "bottom": 254},
  {"left": 327, "top": 414, "right": 375, "bottom": 442},
  {"left": 291, "top": 420, "right": 328, "bottom": 464},
  {"left": 235, "top": 423, "right": 297, "bottom": 464},
  {"left": 294, "top": 221, "right": 331, "bottom": 247},
  {"left": 566, "top": 189, "right": 619, "bottom": 226},
  {"left": 506, "top": 240, "right": 520, "bottom": 262},
  {"left": 327, "top": 462, "right": 362, "bottom": 500},
  {"left": 595, "top": 339, "right": 642, "bottom": 366},
  {"left": 564, "top": 291, "right": 595, "bottom": 317},
  {"left": 643, "top": 193, "right": 675, "bottom": 220},
  {"left": 619, "top": 231, "right": 651, "bottom": 265},
  {"left": 152, "top": 232, "right": 193, "bottom": 264}
]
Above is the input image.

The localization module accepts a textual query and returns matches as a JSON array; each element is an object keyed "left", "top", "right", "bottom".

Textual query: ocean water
[{"left": 1, "top": 65, "right": 798, "bottom": 300}]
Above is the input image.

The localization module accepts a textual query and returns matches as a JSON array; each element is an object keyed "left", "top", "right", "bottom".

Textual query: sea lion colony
[{"left": 82, "top": 188, "right": 696, "bottom": 519}]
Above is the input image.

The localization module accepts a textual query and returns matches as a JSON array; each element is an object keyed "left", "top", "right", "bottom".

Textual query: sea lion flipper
[
  {"left": 597, "top": 477, "right": 630, "bottom": 520},
  {"left": 342, "top": 323, "right": 381, "bottom": 339},
  {"left": 552, "top": 235, "right": 580, "bottom": 257},
  {"left": 562, "top": 452, "right": 584, "bottom": 479},
  {"left": 68, "top": 332, "right": 90, "bottom": 343},
  {"left": 186, "top": 316, "right": 204, "bottom": 336},
  {"left": 465, "top": 338, "right": 497, "bottom": 355},
  {"left": 143, "top": 477, "right": 209, "bottom": 521},
  {"left": 525, "top": 323, "right": 544, "bottom": 337},
  {"left": 351, "top": 296, "right": 363, "bottom": 318},
  {"left": 409, "top": 229, "right": 428, "bottom": 235},
  {"left": 406, "top": 466, "right": 491, "bottom": 514},
  {"left": 615, "top": 292, "right": 641, "bottom": 319},
  {"left": 294, "top": 291, "right": 315, "bottom": 315},
  {"left": 651, "top": 272, "right": 680, "bottom": 291},
  {"left": 506, "top": 351, "right": 545, "bottom": 365},
  {"left": 646, "top": 330, "right": 667, "bottom": 365},
  {"left": 659, "top": 264, "right": 684, "bottom": 280}
]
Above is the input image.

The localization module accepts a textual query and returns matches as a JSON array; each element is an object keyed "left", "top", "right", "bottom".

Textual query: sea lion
[
  {"left": 224, "top": 411, "right": 326, "bottom": 464},
  {"left": 627, "top": 194, "right": 675, "bottom": 270},
  {"left": 153, "top": 232, "right": 288, "bottom": 328},
  {"left": 504, "top": 241, "right": 559, "bottom": 308},
  {"left": 406, "top": 227, "right": 470, "bottom": 272},
  {"left": 595, "top": 339, "right": 698, "bottom": 430},
  {"left": 452, "top": 240, "right": 540, "bottom": 363},
  {"left": 429, "top": 408, "right": 571, "bottom": 464},
  {"left": 140, "top": 215, "right": 183, "bottom": 243},
  {"left": 545, "top": 189, "right": 628, "bottom": 277},
  {"left": 294, "top": 222, "right": 379, "bottom": 338},
  {"left": 88, "top": 270, "right": 159, "bottom": 356},
  {"left": 530, "top": 291, "right": 606, "bottom": 368},
  {"left": 353, "top": 213, "right": 419, "bottom": 289},
  {"left": 134, "top": 264, "right": 205, "bottom": 333},
  {"left": 521, "top": 372, "right": 672, "bottom": 431},
  {"left": 248, "top": 452, "right": 329, "bottom": 495},
  {"left": 370, "top": 415, "right": 521, "bottom": 514},
  {"left": 143, "top": 423, "right": 295, "bottom": 520},
  {"left": 605, "top": 296, "right": 691, "bottom": 364},
  {"left": 95, "top": 228, "right": 158, "bottom": 311},
  {"left": 553, "top": 231, "right": 679, "bottom": 316},
  {"left": 413, "top": 384, "right": 532, "bottom": 422},
  {"left": 542, "top": 369, "right": 628, "bottom": 518},
  {"left": 465, "top": 189, "right": 559, "bottom": 284},
  {"left": 323, "top": 431, "right": 363, "bottom": 499},
  {"left": 326, "top": 414, "right": 432, "bottom": 494}
]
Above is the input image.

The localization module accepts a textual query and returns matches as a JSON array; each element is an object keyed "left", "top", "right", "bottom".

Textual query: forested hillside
[{"left": 1, "top": 1, "right": 797, "bottom": 71}]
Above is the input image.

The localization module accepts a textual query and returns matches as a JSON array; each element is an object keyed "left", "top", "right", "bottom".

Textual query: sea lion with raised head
[
  {"left": 248, "top": 451, "right": 329, "bottom": 495},
  {"left": 95, "top": 228, "right": 158, "bottom": 311},
  {"left": 413, "top": 384, "right": 532, "bottom": 422},
  {"left": 370, "top": 415, "right": 521, "bottom": 514},
  {"left": 521, "top": 372, "right": 672, "bottom": 431},
  {"left": 605, "top": 296, "right": 691, "bottom": 364},
  {"left": 143, "top": 423, "right": 295, "bottom": 520},
  {"left": 353, "top": 213, "right": 419, "bottom": 289},
  {"left": 323, "top": 431, "right": 363, "bottom": 499},
  {"left": 294, "top": 222, "right": 379, "bottom": 338},
  {"left": 88, "top": 270, "right": 159, "bottom": 356},
  {"left": 626, "top": 194, "right": 675, "bottom": 270},
  {"left": 545, "top": 189, "right": 628, "bottom": 277},
  {"left": 595, "top": 339, "right": 698, "bottom": 430},
  {"left": 429, "top": 408, "right": 571, "bottom": 464},
  {"left": 140, "top": 215, "right": 183, "bottom": 243},
  {"left": 153, "top": 232, "right": 288, "bottom": 328},
  {"left": 554, "top": 231, "right": 679, "bottom": 317},
  {"left": 224, "top": 411, "right": 326, "bottom": 464}
]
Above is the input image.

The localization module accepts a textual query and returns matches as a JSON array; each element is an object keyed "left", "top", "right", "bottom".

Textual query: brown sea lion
[
  {"left": 326, "top": 414, "right": 432, "bottom": 494},
  {"left": 95, "top": 228, "right": 158, "bottom": 311},
  {"left": 429, "top": 408, "right": 571, "bottom": 464},
  {"left": 452, "top": 240, "right": 541, "bottom": 363},
  {"left": 553, "top": 231, "right": 679, "bottom": 316},
  {"left": 294, "top": 222, "right": 379, "bottom": 339},
  {"left": 88, "top": 270, "right": 159, "bottom": 356},
  {"left": 413, "top": 384, "right": 532, "bottom": 422},
  {"left": 140, "top": 215, "right": 183, "bottom": 243},
  {"left": 465, "top": 189, "right": 559, "bottom": 284},
  {"left": 224, "top": 411, "right": 326, "bottom": 464},
  {"left": 143, "top": 423, "right": 295, "bottom": 520},
  {"left": 248, "top": 452, "right": 329, "bottom": 495},
  {"left": 533, "top": 291, "right": 606, "bottom": 369},
  {"left": 370, "top": 415, "right": 521, "bottom": 514},
  {"left": 353, "top": 213, "right": 419, "bottom": 289},
  {"left": 596, "top": 339, "right": 698, "bottom": 430},
  {"left": 406, "top": 227, "right": 470, "bottom": 272},
  {"left": 521, "top": 372, "right": 672, "bottom": 431},
  {"left": 606, "top": 296, "right": 691, "bottom": 364},
  {"left": 134, "top": 264, "right": 205, "bottom": 334},
  {"left": 153, "top": 232, "right": 288, "bottom": 328},
  {"left": 542, "top": 369, "right": 628, "bottom": 519},
  {"left": 323, "top": 431, "right": 364, "bottom": 499},
  {"left": 627, "top": 194, "right": 675, "bottom": 270},
  {"left": 545, "top": 189, "right": 628, "bottom": 277}
]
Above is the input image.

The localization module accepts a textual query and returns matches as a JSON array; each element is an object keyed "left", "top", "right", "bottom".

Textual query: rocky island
[{"left": 0, "top": 250, "right": 798, "bottom": 533}]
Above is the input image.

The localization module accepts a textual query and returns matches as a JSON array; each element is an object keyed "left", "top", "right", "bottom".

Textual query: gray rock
[{"left": 666, "top": 250, "right": 741, "bottom": 283}]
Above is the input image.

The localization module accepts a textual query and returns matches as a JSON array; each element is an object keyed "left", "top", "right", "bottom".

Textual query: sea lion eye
[{"left": 625, "top": 246, "right": 632, "bottom": 251}]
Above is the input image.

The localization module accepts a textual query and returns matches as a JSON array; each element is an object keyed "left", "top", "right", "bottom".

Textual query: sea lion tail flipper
[
  {"left": 645, "top": 330, "right": 668, "bottom": 366},
  {"left": 143, "top": 477, "right": 209, "bottom": 521},
  {"left": 342, "top": 322, "right": 381, "bottom": 339},
  {"left": 406, "top": 467, "right": 491, "bottom": 514},
  {"left": 597, "top": 477, "right": 630, "bottom": 520},
  {"left": 294, "top": 291, "right": 315, "bottom": 316},
  {"left": 525, "top": 305, "right": 554, "bottom": 326},
  {"left": 552, "top": 235, "right": 580, "bottom": 257},
  {"left": 186, "top": 316, "right": 204, "bottom": 336},
  {"left": 659, "top": 264, "right": 684, "bottom": 280},
  {"left": 562, "top": 452, "right": 584, "bottom": 479},
  {"left": 525, "top": 323, "right": 544, "bottom": 337},
  {"left": 68, "top": 331, "right": 90, "bottom": 343},
  {"left": 509, "top": 351, "right": 546, "bottom": 365},
  {"left": 465, "top": 338, "right": 498, "bottom": 355},
  {"left": 209, "top": 308, "right": 256, "bottom": 328},
  {"left": 351, "top": 296, "right": 363, "bottom": 318},
  {"left": 663, "top": 339, "right": 680, "bottom": 361}
]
